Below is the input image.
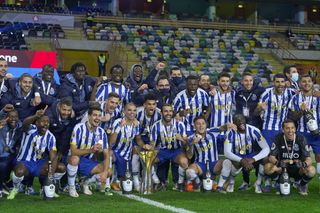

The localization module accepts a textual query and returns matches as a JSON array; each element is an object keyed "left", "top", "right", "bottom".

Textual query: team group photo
[{"left": 0, "top": 0, "right": 320, "bottom": 212}]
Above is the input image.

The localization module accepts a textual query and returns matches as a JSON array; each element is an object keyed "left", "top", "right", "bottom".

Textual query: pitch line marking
[{"left": 114, "top": 191, "right": 196, "bottom": 213}]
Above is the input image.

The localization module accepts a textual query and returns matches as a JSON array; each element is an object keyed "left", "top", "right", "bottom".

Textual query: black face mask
[
  {"left": 159, "top": 88, "right": 170, "bottom": 96},
  {"left": 172, "top": 77, "right": 183, "bottom": 86}
]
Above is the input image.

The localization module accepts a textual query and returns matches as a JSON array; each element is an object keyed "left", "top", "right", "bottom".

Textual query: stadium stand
[{"left": 84, "top": 22, "right": 274, "bottom": 84}]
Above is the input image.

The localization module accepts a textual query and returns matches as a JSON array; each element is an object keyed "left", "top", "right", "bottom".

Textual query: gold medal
[
  {"left": 106, "top": 129, "right": 112, "bottom": 134},
  {"left": 4, "top": 146, "right": 9, "bottom": 152},
  {"left": 239, "top": 150, "right": 245, "bottom": 155},
  {"left": 289, "top": 160, "right": 293, "bottom": 165},
  {"left": 167, "top": 144, "right": 172, "bottom": 149}
]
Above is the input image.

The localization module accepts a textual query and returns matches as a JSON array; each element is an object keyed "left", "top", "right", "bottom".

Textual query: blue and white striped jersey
[
  {"left": 289, "top": 93, "right": 320, "bottom": 133},
  {"left": 259, "top": 88, "right": 295, "bottom": 131},
  {"left": 209, "top": 89, "right": 235, "bottom": 128},
  {"left": 95, "top": 82, "right": 131, "bottom": 111},
  {"left": 188, "top": 128, "right": 220, "bottom": 163},
  {"left": 111, "top": 118, "right": 140, "bottom": 160},
  {"left": 150, "top": 119, "right": 187, "bottom": 150},
  {"left": 100, "top": 107, "right": 122, "bottom": 134},
  {"left": 224, "top": 124, "right": 266, "bottom": 157},
  {"left": 17, "top": 125, "right": 56, "bottom": 162},
  {"left": 173, "top": 88, "right": 209, "bottom": 132},
  {"left": 70, "top": 122, "right": 108, "bottom": 159},
  {"left": 136, "top": 106, "right": 161, "bottom": 137}
]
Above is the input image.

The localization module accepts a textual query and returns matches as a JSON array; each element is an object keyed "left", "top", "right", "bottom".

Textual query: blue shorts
[
  {"left": 17, "top": 159, "right": 47, "bottom": 177},
  {"left": 78, "top": 157, "right": 99, "bottom": 177},
  {"left": 114, "top": 152, "right": 131, "bottom": 178},
  {"left": 301, "top": 132, "right": 320, "bottom": 155},
  {"left": 157, "top": 148, "right": 182, "bottom": 163},
  {"left": 196, "top": 160, "right": 218, "bottom": 176},
  {"left": 262, "top": 130, "right": 280, "bottom": 147}
]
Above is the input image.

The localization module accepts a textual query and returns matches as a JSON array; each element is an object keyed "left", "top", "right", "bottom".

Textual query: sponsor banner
[
  {"left": 0, "top": 49, "right": 60, "bottom": 83},
  {"left": 0, "top": 13, "right": 74, "bottom": 28},
  {"left": 0, "top": 49, "right": 56, "bottom": 68}
]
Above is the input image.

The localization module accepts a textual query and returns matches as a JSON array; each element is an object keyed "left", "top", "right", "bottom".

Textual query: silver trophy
[{"left": 139, "top": 150, "right": 158, "bottom": 194}]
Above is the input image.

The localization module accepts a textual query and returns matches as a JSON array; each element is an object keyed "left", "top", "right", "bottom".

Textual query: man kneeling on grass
[{"left": 7, "top": 107, "right": 66, "bottom": 200}]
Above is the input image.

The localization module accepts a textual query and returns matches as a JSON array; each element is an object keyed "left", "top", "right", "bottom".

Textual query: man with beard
[
  {"left": 67, "top": 104, "right": 110, "bottom": 198},
  {"left": 1, "top": 73, "right": 42, "bottom": 121},
  {"left": 235, "top": 72, "right": 265, "bottom": 190},
  {"left": 33, "top": 64, "right": 59, "bottom": 106},
  {"left": 94, "top": 65, "right": 130, "bottom": 111},
  {"left": 150, "top": 104, "right": 189, "bottom": 192},
  {"left": 185, "top": 116, "right": 223, "bottom": 191},
  {"left": 288, "top": 74, "right": 320, "bottom": 180},
  {"left": 47, "top": 97, "right": 76, "bottom": 157},
  {"left": 0, "top": 107, "right": 22, "bottom": 197},
  {"left": 208, "top": 72, "right": 235, "bottom": 130},
  {"left": 255, "top": 73, "right": 295, "bottom": 192},
  {"left": 256, "top": 74, "right": 295, "bottom": 148},
  {"left": 109, "top": 103, "right": 152, "bottom": 190},
  {"left": 174, "top": 75, "right": 209, "bottom": 136},
  {"left": 132, "top": 94, "right": 161, "bottom": 191},
  {"left": 217, "top": 114, "right": 270, "bottom": 193},
  {"left": 59, "top": 63, "right": 95, "bottom": 121},
  {"left": 264, "top": 119, "right": 315, "bottom": 195},
  {"left": 7, "top": 108, "right": 66, "bottom": 200}
]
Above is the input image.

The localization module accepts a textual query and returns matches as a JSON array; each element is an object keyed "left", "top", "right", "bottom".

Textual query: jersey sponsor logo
[{"left": 282, "top": 152, "right": 300, "bottom": 159}]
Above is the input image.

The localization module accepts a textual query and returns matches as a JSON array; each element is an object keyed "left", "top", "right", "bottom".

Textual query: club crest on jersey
[
  {"left": 293, "top": 143, "right": 299, "bottom": 151},
  {"left": 49, "top": 88, "right": 55, "bottom": 95},
  {"left": 251, "top": 94, "right": 257, "bottom": 101}
]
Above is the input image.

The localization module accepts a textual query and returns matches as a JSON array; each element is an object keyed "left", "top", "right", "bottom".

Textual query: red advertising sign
[{"left": 0, "top": 49, "right": 57, "bottom": 68}]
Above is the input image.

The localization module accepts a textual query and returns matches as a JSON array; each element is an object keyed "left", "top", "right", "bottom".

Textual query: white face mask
[{"left": 291, "top": 73, "right": 299, "bottom": 82}]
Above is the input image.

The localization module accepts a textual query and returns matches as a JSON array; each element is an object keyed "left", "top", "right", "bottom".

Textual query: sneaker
[
  {"left": 25, "top": 186, "right": 38, "bottom": 195},
  {"left": 217, "top": 186, "right": 227, "bottom": 194},
  {"left": 104, "top": 187, "right": 113, "bottom": 196},
  {"left": 69, "top": 185, "right": 79, "bottom": 198},
  {"left": 133, "top": 176, "right": 140, "bottom": 192},
  {"left": 226, "top": 183, "right": 234, "bottom": 193},
  {"left": 254, "top": 183, "right": 262, "bottom": 194},
  {"left": 111, "top": 182, "right": 121, "bottom": 191},
  {"left": 83, "top": 184, "right": 93, "bottom": 195},
  {"left": 7, "top": 188, "right": 18, "bottom": 200},
  {"left": 293, "top": 181, "right": 300, "bottom": 189},
  {"left": 193, "top": 182, "right": 201, "bottom": 192},
  {"left": 62, "top": 185, "right": 69, "bottom": 193},
  {"left": 178, "top": 183, "right": 185, "bottom": 192},
  {"left": 262, "top": 185, "right": 271, "bottom": 193},
  {"left": 157, "top": 183, "right": 167, "bottom": 191},
  {"left": 152, "top": 173, "right": 160, "bottom": 184},
  {"left": 172, "top": 183, "right": 178, "bottom": 191},
  {"left": 299, "top": 184, "right": 308, "bottom": 196},
  {"left": 238, "top": 182, "right": 250, "bottom": 191}
]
